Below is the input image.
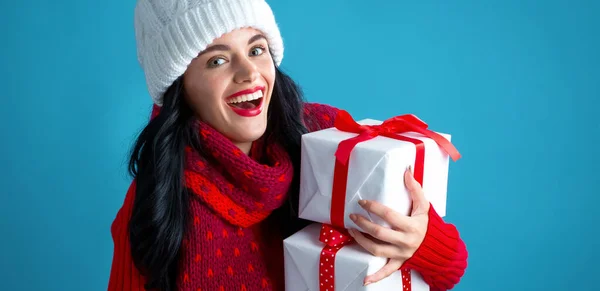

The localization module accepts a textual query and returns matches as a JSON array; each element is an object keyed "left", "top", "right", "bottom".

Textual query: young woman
[{"left": 108, "top": 0, "right": 468, "bottom": 290}]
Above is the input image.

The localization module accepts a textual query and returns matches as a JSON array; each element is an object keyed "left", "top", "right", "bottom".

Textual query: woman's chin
[{"left": 227, "top": 125, "right": 267, "bottom": 144}]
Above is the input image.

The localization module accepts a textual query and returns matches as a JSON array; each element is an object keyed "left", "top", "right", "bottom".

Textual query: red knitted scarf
[
  {"left": 176, "top": 120, "right": 294, "bottom": 290},
  {"left": 183, "top": 121, "right": 293, "bottom": 226}
]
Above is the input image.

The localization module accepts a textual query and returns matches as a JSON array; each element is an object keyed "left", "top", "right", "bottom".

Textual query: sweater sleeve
[
  {"left": 401, "top": 203, "right": 468, "bottom": 290},
  {"left": 107, "top": 181, "right": 148, "bottom": 291},
  {"left": 301, "top": 102, "right": 340, "bottom": 132}
]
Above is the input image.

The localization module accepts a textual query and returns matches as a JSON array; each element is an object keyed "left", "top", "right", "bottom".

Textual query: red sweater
[{"left": 107, "top": 102, "right": 467, "bottom": 290}]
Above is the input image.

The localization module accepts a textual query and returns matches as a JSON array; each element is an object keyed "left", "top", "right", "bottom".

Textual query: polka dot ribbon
[
  {"left": 318, "top": 224, "right": 412, "bottom": 290},
  {"left": 319, "top": 224, "right": 353, "bottom": 291},
  {"left": 401, "top": 267, "right": 412, "bottom": 291}
]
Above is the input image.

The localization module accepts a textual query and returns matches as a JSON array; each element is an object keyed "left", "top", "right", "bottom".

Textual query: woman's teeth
[{"left": 227, "top": 90, "right": 263, "bottom": 104}]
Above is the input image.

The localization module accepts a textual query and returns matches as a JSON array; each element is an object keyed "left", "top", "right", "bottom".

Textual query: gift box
[
  {"left": 283, "top": 223, "right": 430, "bottom": 291},
  {"left": 299, "top": 111, "right": 460, "bottom": 230}
]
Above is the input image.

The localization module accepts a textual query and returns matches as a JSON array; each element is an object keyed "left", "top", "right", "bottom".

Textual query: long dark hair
[{"left": 127, "top": 65, "right": 309, "bottom": 291}]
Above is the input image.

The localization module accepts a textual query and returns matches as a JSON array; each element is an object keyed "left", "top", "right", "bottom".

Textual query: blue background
[{"left": 1, "top": 0, "right": 598, "bottom": 290}]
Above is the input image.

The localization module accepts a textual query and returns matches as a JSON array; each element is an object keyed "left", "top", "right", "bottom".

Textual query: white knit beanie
[{"left": 134, "top": 0, "right": 284, "bottom": 106}]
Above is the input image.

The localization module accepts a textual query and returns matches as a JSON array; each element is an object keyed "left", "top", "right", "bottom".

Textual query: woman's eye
[
  {"left": 208, "top": 57, "right": 226, "bottom": 67},
  {"left": 250, "top": 47, "right": 265, "bottom": 56}
]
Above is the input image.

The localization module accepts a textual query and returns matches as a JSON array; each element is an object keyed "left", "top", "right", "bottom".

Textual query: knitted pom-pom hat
[{"left": 134, "top": 0, "right": 284, "bottom": 106}]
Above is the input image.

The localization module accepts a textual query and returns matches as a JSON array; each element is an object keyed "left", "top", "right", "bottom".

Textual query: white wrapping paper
[
  {"left": 283, "top": 223, "right": 430, "bottom": 291},
  {"left": 299, "top": 119, "right": 451, "bottom": 230}
]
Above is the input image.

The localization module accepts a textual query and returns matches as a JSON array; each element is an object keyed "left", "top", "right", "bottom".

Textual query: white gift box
[
  {"left": 283, "top": 223, "right": 430, "bottom": 291},
  {"left": 299, "top": 118, "right": 451, "bottom": 230}
]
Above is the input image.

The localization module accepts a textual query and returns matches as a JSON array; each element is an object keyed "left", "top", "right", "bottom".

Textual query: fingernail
[
  {"left": 358, "top": 200, "right": 366, "bottom": 206},
  {"left": 364, "top": 280, "right": 372, "bottom": 286},
  {"left": 349, "top": 214, "right": 357, "bottom": 221},
  {"left": 348, "top": 229, "right": 355, "bottom": 236}
]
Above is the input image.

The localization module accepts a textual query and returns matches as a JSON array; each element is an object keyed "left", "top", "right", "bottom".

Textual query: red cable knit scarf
[
  {"left": 183, "top": 121, "right": 293, "bottom": 227},
  {"left": 175, "top": 120, "right": 293, "bottom": 290}
]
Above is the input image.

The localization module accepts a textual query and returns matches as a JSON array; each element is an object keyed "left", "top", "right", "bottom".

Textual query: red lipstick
[
  {"left": 229, "top": 97, "right": 264, "bottom": 117},
  {"left": 225, "top": 86, "right": 266, "bottom": 117},
  {"left": 225, "top": 86, "right": 265, "bottom": 100}
]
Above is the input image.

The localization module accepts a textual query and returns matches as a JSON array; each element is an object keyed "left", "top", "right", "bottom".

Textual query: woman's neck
[{"left": 233, "top": 141, "right": 252, "bottom": 155}]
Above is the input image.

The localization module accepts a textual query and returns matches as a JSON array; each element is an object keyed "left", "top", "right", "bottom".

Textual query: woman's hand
[{"left": 348, "top": 166, "right": 430, "bottom": 286}]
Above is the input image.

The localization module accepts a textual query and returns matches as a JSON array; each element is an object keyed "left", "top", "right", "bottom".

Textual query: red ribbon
[
  {"left": 333, "top": 110, "right": 461, "bottom": 165},
  {"left": 318, "top": 224, "right": 352, "bottom": 291},
  {"left": 330, "top": 110, "right": 461, "bottom": 228},
  {"left": 318, "top": 224, "right": 413, "bottom": 290}
]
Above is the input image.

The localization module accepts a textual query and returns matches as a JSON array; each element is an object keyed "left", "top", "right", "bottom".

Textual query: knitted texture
[
  {"left": 108, "top": 182, "right": 147, "bottom": 291},
  {"left": 175, "top": 103, "right": 340, "bottom": 290},
  {"left": 134, "top": 0, "right": 284, "bottom": 106},
  {"left": 301, "top": 102, "right": 340, "bottom": 132},
  {"left": 183, "top": 122, "right": 293, "bottom": 227},
  {"left": 402, "top": 203, "right": 469, "bottom": 290},
  {"left": 108, "top": 102, "right": 340, "bottom": 291}
]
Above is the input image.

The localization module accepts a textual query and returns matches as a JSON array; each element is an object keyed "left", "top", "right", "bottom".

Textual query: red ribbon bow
[
  {"left": 333, "top": 110, "right": 461, "bottom": 166},
  {"left": 319, "top": 224, "right": 353, "bottom": 247},
  {"left": 329, "top": 110, "right": 462, "bottom": 228}
]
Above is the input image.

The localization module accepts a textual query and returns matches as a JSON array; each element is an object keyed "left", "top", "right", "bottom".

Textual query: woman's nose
[{"left": 234, "top": 58, "right": 260, "bottom": 83}]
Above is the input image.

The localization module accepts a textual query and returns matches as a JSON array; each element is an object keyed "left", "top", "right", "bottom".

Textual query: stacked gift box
[{"left": 283, "top": 110, "right": 460, "bottom": 291}]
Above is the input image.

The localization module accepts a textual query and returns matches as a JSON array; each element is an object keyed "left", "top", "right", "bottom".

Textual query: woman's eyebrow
[
  {"left": 198, "top": 44, "right": 230, "bottom": 57},
  {"left": 198, "top": 34, "right": 266, "bottom": 57},
  {"left": 248, "top": 34, "right": 267, "bottom": 45}
]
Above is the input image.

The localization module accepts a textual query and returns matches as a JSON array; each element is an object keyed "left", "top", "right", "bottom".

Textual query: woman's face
[{"left": 183, "top": 27, "right": 276, "bottom": 153}]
